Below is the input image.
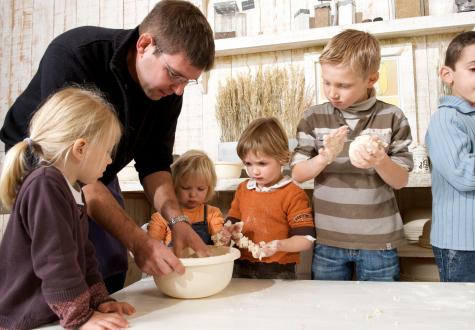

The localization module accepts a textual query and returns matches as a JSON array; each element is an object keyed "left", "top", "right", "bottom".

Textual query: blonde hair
[
  {"left": 237, "top": 117, "right": 290, "bottom": 164},
  {"left": 0, "top": 86, "right": 122, "bottom": 210},
  {"left": 320, "top": 29, "right": 381, "bottom": 78},
  {"left": 171, "top": 150, "right": 217, "bottom": 202}
]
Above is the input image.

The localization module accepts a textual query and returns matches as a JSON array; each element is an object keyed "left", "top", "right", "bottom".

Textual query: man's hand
[
  {"left": 319, "top": 125, "right": 349, "bottom": 164},
  {"left": 171, "top": 222, "right": 210, "bottom": 258},
  {"left": 132, "top": 232, "right": 185, "bottom": 276}
]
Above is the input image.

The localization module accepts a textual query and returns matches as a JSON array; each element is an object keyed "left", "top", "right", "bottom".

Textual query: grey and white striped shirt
[{"left": 291, "top": 98, "right": 413, "bottom": 250}]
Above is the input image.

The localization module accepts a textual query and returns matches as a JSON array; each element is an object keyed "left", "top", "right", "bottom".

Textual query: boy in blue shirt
[{"left": 426, "top": 31, "right": 475, "bottom": 282}]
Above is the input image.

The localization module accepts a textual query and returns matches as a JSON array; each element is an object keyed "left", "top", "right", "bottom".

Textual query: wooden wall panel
[
  {"left": 123, "top": 0, "right": 149, "bottom": 28},
  {"left": 10, "top": 0, "right": 34, "bottom": 104},
  {"left": 0, "top": 0, "right": 14, "bottom": 129},
  {"left": 76, "top": 0, "right": 100, "bottom": 26},
  {"left": 31, "top": 0, "right": 55, "bottom": 75},
  {"left": 99, "top": 0, "right": 124, "bottom": 28},
  {"left": 259, "top": 0, "right": 291, "bottom": 34},
  {"left": 53, "top": 0, "right": 78, "bottom": 36},
  {"left": 200, "top": 56, "right": 232, "bottom": 159},
  {"left": 174, "top": 84, "right": 204, "bottom": 152}
]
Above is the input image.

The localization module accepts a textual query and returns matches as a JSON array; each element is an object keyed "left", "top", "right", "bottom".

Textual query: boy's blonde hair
[
  {"left": 171, "top": 150, "right": 217, "bottom": 202},
  {"left": 0, "top": 86, "right": 122, "bottom": 210},
  {"left": 320, "top": 29, "right": 381, "bottom": 78},
  {"left": 237, "top": 117, "right": 290, "bottom": 164}
]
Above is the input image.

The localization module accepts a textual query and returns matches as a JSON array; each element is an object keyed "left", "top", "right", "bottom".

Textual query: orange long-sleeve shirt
[
  {"left": 227, "top": 180, "right": 315, "bottom": 264},
  {"left": 147, "top": 204, "right": 224, "bottom": 245}
]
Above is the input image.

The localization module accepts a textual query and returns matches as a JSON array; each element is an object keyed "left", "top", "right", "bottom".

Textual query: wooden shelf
[
  {"left": 397, "top": 242, "right": 434, "bottom": 258},
  {"left": 215, "top": 12, "right": 475, "bottom": 57}
]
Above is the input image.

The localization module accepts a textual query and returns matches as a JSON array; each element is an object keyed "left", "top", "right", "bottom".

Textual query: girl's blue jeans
[
  {"left": 432, "top": 246, "right": 475, "bottom": 282},
  {"left": 311, "top": 244, "right": 399, "bottom": 281}
]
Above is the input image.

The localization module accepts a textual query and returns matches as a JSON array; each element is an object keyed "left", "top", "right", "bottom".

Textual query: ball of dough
[{"left": 348, "top": 135, "right": 380, "bottom": 165}]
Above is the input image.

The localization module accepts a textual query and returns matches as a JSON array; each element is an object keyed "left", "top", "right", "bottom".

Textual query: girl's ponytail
[{"left": 0, "top": 139, "right": 38, "bottom": 211}]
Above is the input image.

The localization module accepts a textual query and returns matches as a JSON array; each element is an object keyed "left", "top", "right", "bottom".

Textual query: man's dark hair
[{"left": 140, "top": 0, "right": 215, "bottom": 71}]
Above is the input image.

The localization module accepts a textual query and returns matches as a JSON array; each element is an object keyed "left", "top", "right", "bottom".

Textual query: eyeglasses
[{"left": 156, "top": 47, "right": 198, "bottom": 86}]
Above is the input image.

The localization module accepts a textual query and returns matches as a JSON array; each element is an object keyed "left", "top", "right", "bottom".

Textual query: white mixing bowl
[
  {"left": 154, "top": 246, "right": 240, "bottom": 299},
  {"left": 214, "top": 162, "right": 243, "bottom": 179}
]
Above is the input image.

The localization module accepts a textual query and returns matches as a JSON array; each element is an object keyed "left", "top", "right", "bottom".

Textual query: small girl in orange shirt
[
  {"left": 147, "top": 150, "right": 225, "bottom": 246},
  {"left": 223, "top": 117, "right": 316, "bottom": 279}
]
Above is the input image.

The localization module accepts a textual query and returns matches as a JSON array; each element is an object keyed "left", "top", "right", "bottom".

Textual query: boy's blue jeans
[
  {"left": 312, "top": 244, "right": 399, "bottom": 281},
  {"left": 432, "top": 246, "right": 475, "bottom": 282}
]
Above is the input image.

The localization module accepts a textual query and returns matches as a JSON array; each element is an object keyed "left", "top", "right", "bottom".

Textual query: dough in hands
[
  {"left": 348, "top": 135, "right": 386, "bottom": 166},
  {"left": 319, "top": 126, "right": 349, "bottom": 164},
  {"left": 213, "top": 220, "right": 269, "bottom": 261}
]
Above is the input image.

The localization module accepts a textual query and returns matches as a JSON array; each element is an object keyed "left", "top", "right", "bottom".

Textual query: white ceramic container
[
  {"left": 214, "top": 161, "right": 243, "bottom": 179},
  {"left": 154, "top": 246, "right": 240, "bottom": 299}
]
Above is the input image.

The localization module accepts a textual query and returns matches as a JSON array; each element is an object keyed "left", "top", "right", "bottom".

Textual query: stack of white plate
[{"left": 403, "top": 219, "right": 430, "bottom": 242}]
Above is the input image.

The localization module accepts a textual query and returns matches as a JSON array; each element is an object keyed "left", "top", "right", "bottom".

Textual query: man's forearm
[
  {"left": 82, "top": 181, "right": 143, "bottom": 251},
  {"left": 142, "top": 171, "right": 182, "bottom": 221},
  {"left": 142, "top": 171, "right": 209, "bottom": 256}
]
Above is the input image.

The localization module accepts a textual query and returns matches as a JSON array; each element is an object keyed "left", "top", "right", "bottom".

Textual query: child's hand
[
  {"left": 212, "top": 226, "right": 232, "bottom": 246},
  {"left": 98, "top": 301, "right": 135, "bottom": 316},
  {"left": 261, "top": 240, "right": 280, "bottom": 258},
  {"left": 213, "top": 220, "right": 245, "bottom": 246},
  {"left": 229, "top": 222, "right": 244, "bottom": 239},
  {"left": 319, "top": 126, "right": 349, "bottom": 164},
  {"left": 350, "top": 135, "right": 387, "bottom": 169},
  {"left": 79, "top": 311, "right": 129, "bottom": 330}
]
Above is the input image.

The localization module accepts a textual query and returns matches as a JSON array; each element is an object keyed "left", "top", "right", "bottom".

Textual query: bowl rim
[{"left": 179, "top": 246, "right": 240, "bottom": 267}]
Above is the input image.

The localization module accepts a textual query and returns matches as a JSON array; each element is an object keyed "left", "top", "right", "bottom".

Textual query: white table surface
[{"left": 42, "top": 277, "right": 475, "bottom": 329}]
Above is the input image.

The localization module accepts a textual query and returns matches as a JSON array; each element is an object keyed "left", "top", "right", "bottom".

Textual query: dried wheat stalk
[{"left": 216, "top": 66, "right": 314, "bottom": 142}]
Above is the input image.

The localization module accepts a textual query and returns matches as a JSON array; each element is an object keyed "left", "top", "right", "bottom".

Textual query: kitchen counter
[
  {"left": 41, "top": 277, "right": 475, "bottom": 329},
  {"left": 119, "top": 172, "right": 432, "bottom": 193}
]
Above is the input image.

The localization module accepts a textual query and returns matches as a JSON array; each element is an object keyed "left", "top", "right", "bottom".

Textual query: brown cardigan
[{"left": 0, "top": 166, "right": 111, "bottom": 329}]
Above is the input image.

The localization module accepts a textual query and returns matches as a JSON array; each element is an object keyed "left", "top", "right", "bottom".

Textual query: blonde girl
[
  {"left": 0, "top": 87, "right": 135, "bottom": 330},
  {"left": 148, "top": 149, "right": 225, "bottom": 246},
  {"left": 223, "top": 117, "right": 316, "bottom": 279}
]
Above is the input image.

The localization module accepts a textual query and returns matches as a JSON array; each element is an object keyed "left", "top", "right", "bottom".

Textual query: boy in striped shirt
[{"left": 291, "top": 29, "right": 413, "bottom": 281}]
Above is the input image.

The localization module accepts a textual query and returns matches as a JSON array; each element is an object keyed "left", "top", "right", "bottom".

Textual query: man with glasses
[{"left": 0, "top": 0, "right": 214, "bottom": 293}]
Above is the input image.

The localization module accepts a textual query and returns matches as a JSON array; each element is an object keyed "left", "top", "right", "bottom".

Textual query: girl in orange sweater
[
  {"left": 147, "top": 150, "right": 225, "bottom": 246},
  {"left": 223, "top": 117, "right": 316, "bottom": 279}
]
